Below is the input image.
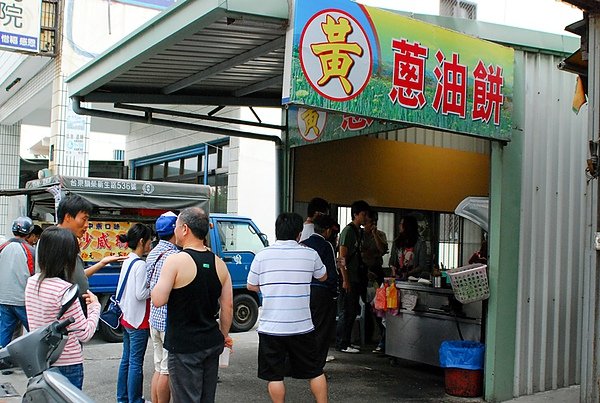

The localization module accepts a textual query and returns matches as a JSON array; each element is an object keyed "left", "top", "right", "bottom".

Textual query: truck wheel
[
  {"left": 98, "top": 294, "right": 124, "bottom": 343},
  {"left": 231, "top": 294, "right": 258, "bottom": 333}
]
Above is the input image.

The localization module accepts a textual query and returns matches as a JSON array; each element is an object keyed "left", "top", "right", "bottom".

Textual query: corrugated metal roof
[{"left": 66, "top": 0, "right": 288, "bottom": 107}]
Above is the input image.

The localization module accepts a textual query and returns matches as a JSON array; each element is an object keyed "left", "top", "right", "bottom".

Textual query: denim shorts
[{"left": 56, "top": 363, "right": 84, "bottom": 389}]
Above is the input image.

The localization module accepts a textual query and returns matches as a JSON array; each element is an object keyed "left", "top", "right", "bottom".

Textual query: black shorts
[{"left": 258, "top": 332, "right": 323, "bottom": 381}]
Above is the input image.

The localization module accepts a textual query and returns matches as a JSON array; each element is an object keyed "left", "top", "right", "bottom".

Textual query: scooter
[{"left": 0, "top": 284, "right": 94, "bottom": 402}]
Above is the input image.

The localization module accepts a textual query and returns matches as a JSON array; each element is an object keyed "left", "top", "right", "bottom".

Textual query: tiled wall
[
  {"left": 49, "top": 73, "right": 90, "bottom": 176},
  {"left": 0, "top": 123, "right": 21, "bottom": 236}
]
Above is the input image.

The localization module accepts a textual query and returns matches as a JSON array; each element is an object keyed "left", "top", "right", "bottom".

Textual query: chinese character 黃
[
  {"left": 301, "top": 109, "right": 321, "bottom": 136},
  {"left": 310, "top": 15, "right": 364, "bottom": 95}
]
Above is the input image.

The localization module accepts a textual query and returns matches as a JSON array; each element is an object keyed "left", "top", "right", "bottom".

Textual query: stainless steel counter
[{"left": 385, "top": 281, "right": 482, "bottom": 366}]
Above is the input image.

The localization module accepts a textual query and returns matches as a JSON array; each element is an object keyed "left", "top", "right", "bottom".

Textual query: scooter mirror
[{"left": 57, "top": 284, "right": 79, "bottom": 319}]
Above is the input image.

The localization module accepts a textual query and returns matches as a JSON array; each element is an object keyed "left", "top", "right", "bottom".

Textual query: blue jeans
[
  {"left": 0, "top": 304, "right": 29, "bottom": 348},
  {"left": 117, "top": 327, "right": 149, "bottom": 403},
  {"left": 56, "top": 364, "right": 84, "bottom": 389},
  {"left": 335, "top": 284, "right": 361, "bottom": 350}
]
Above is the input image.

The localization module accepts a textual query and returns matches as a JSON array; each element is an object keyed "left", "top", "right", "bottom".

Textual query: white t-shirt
[
  {"left": 247, "top": 240, "right": 326, "bottom": 335},
  {"left": 299, "top": 222, "right": 314, "bottom": 242},
  {"left": 117, "top": 253, "right": 150, "bottom": 328}
]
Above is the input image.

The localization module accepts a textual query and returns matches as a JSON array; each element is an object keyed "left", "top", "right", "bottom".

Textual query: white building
[{"left": 0, "top": 0, "right": 279, "bottom": 239}]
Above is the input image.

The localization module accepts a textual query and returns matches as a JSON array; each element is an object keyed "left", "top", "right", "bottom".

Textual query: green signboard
[
  {"left": 288, "top": 106, "right": 405, "bottom": 147},
  {"left": 283, "top": 0, "right": 514, "bottom": 141}
]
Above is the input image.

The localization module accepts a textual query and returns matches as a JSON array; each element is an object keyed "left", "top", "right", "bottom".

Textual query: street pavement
[{"left": 0, "top": 329, "right": 485, "bottom": 403}]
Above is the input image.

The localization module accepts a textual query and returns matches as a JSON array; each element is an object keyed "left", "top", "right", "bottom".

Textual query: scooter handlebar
[{"left": 54, "top": 317, "right": 75, "bottom": 334}]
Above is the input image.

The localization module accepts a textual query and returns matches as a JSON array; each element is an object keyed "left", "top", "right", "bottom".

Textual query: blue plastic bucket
[{"left": 439, "top": 340, "right": 485, "bottom": 370}]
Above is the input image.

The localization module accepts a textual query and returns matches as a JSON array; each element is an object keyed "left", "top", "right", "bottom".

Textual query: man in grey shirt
[
  {"left": 57, "top": 195, "right": 124, "bottom": 290},
  {"left": 0, "top": 217, "right": 36, "bottom": 362},
  {"left": 35, "top": 195, "right": 125, "bottom": 309}
]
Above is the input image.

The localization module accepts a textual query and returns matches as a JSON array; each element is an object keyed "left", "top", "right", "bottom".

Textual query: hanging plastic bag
[
  {"left": 387, "top": 281, "right": 398, "bottom": 310},
  {"left": 374, "top": 283, "right": 387, "bottom": 311}
]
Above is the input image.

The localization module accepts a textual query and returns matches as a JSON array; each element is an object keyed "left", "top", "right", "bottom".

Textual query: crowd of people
[
  {"left": 0, "top": 197, "right": 233, "bottom": 403},
  {"left": 0, "top": 194, "right": 435, "bottom": 403}
]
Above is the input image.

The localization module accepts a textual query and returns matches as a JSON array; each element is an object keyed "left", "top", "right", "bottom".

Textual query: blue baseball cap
[{"left": 156, "top": 212, "right": 177, "bottom": 237}]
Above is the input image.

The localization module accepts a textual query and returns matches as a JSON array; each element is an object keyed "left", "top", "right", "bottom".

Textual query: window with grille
[
  {"left": 437, "top": 213, "right": 461, "bottom": 269},
  {"left": 113, "top": 150, "right": 125, "bottom": 161},
  {"left": 40, "top": 0, "right": 58, "bottom": 55},
  {"left": 440, "top": 0, "right": 477, "bottom": 20}
]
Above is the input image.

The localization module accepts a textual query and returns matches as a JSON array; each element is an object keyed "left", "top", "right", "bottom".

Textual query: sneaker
[
  {"left": 350, "top": 344, "right": 362, "bottom": 350},
  {"left": 372, "top": 346, "right": 383, "bottom": 353},
  {"left": 325, "top": 355, "right": 335, "bottom": 362},
  {"left": 0, "top": 358, "right": 15, "bottom": 370},
  {"left": 339, "top": 346, "right": 360, "bottom": 354}
]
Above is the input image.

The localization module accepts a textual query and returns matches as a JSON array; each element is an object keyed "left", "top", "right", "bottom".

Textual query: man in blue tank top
[{"left": 151, "top": 208, "right": 233, "bottom": 403}]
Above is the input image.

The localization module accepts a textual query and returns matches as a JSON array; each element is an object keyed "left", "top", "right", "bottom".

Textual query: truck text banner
[{"left": 283, "top": 0, "right": 514, "bottom": 141}]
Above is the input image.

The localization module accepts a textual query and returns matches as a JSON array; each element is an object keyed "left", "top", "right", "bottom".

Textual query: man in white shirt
[
  {"left": 248, "top": 212, "right": 328, "bottom": 403},
  {"left": 299, "top": 197, "right": 330, "bottom": 242}
]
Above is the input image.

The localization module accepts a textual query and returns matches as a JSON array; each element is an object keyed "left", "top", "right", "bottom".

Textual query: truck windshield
[{"left": 217, "top": 221, "right": 265, "bottom": 254}]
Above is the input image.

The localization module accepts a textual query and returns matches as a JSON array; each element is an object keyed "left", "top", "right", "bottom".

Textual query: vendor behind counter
[{"left": 388, "top": 216, "right": 429, "bottom": 280}]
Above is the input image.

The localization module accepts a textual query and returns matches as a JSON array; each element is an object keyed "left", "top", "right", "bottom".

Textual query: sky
[{"left": 358, "top": 0, "right": 583, "bottom": 36}]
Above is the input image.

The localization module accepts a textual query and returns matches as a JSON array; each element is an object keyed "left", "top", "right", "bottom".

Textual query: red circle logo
[{"left": 299, "top": 9, "right": 372, "bottom": 102}]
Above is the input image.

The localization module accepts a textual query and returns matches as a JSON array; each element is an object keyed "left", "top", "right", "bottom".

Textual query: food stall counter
[{"left": 385, "top": 281, "right": 482, "bottom": 367}]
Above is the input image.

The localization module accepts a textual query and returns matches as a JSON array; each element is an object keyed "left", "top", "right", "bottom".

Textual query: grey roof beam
[
  {"left": 72, "top": 97, "right": 282, "bottom": 145},
  {"left": 234, "top": 75, "right": 283, "bottom": 97},
  {"left": 162, "top": 36, "right": 286, "bottom": 95},
  {"left": 81, "top": 92, "right": 282, "bottom": 107},
  {"left": 114, "top": 103, "right": 286, "bottom": 131}
]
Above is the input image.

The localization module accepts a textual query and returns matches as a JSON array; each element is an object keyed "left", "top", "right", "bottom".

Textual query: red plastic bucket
[{"left": 444, "top": 368, "right": 483, "bottom": 397}]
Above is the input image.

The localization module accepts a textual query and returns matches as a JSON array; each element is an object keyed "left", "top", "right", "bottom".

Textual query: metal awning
[
  {"left": 67, "top": 0, "right": 288, "bottom": 108},
  {"left": 66, "top": 0, "right": 289, "bottom": 143}
]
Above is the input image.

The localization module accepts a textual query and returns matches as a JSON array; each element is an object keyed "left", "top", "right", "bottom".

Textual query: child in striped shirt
[{"left": 25, "top": 226, "right": 100, "bottom": 389}]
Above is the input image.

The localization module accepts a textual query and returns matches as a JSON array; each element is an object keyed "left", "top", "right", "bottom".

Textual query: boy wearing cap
[{"left": 146, "top": 212, "right": 179, "bottom": 403}]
